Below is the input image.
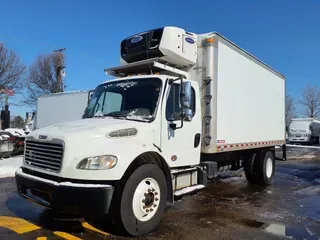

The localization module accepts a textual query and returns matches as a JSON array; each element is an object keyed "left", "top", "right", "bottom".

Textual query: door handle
[{"left": 194, "top": 133, "right": 201, "bottom": 148}]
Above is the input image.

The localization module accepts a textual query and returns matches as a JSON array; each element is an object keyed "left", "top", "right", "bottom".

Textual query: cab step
[{"left": 174, "top": 184, "right": 205, "bottom": 198}]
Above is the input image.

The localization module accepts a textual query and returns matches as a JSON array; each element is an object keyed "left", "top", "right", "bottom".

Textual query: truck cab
[{"left": 82, "top": 74, "right": 201, "bottom": 168}]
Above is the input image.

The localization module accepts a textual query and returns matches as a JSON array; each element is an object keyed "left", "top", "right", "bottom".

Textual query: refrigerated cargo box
[{"left": 191, "top": 33, "right": 285, "bottom": 153}]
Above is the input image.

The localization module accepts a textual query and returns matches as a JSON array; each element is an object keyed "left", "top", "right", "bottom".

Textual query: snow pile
[
  {"left": 126, "top": 115, "right": 153, "bottom": 121},
  {"left": 313, "top": 178, "right": 320, "bottom": 184},
  {"left": 0, "top": 156, "right": 23, "bottom": 178},
  {"left": 0, "top": 166, "right": 20, "bottom": 178},
  {"left": 116, "top": 81, "right": 137, "bottom": 90},
  {"left": 294, "top": 186, "right": 320, "bottom": 195},
  {"left": 4, "top": 128, "right": 26, "bottom": 136},
  {"left": 126, "top": 109, "right": 153, "bottom": 122},
  {"left": 94, "top": 111, "right": 104, "bottom": 117},
  {"left": 287, "top": 154, "right": 317, "bottom": 160},
  {"left": 105, "top": 81, "right": 138, "bottom": 90},
  {"left": 287, "top": 144, "right": 320, "bottom": 149}
]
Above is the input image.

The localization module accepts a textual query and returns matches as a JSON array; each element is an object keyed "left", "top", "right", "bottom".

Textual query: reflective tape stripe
[{"left": 217, "top": 140, "right": 285, "bottom": 152}]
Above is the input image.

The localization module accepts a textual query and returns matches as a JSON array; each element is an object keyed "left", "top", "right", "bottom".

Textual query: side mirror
[
  {"left": 168, "top": 78, "right": 193, "bottom": 131},
  {"left": 181, "top": 82, "right": 192, "bottom": 109},
  {"left": 88, "top": 90, "right": 94, "bottom": 103}
]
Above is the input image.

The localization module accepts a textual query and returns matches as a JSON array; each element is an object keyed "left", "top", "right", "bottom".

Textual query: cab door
[{"left": 160, "top": 79, "right": 202, "bottom": 167}]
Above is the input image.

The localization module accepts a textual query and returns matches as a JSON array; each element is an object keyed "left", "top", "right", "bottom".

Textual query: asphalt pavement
[{"left": 0, "top": 146, "right": 319, "bottom": 240}]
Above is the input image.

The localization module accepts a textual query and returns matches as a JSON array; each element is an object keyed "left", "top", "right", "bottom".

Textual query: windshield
[
  {"left": 83, "top": 78, "right": 162, "bottom": 122},
  {"left": 289, "top": 122, "right": 311, "bottom": 132}
]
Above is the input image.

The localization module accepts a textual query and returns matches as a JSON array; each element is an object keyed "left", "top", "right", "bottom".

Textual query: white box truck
[
  {"left": 288, "top": 118, "right": 320, "bottom": 145},
  {"left": 15, "top": 26, "right": 286, "bottom": 236},
  {"left": 25, "top": 90, "right": 92, "bottom": 132}
]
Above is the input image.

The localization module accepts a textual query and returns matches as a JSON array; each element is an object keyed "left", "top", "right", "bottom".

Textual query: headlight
[{"left": 77, "top": 155, "right": 118, "bottom": 170}]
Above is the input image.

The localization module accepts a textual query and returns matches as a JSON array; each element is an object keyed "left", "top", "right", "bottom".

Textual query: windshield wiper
[{"left": 103, "top": 113, "right": 127, "bottom": 119}]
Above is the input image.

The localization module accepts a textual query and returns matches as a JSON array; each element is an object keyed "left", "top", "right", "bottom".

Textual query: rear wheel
[
  {"left": 245, "top": 150, "right": 275, "bottom": 185},
  {"left": 109, "top": 164, "right": 167, "bottom": 236}
]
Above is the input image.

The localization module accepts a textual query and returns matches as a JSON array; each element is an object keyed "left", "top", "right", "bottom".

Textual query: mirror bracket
[
  {"left": 169, "top": 123, "right": 177, "bottom": 130},
  {"left": 168, "top": 77, "right": 182, "bottom": 85}
]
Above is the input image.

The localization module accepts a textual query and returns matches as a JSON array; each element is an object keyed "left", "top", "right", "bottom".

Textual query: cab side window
[{"left": 166, "top": 83, "right": 195, "bottom": 121}]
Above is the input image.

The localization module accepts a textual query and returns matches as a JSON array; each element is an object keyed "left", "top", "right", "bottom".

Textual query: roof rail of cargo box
[
  {"left": 104, "top": 58, "right": 188, "bottom": 78},
  {"left": 201, "top": 32, "right": 285, "bottom": 80}
]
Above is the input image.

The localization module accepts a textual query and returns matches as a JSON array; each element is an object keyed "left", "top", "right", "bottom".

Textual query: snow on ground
[
  {"left": 287, "top": 144, "right": 320, "bottom": 149},
  {"left": 219, "top": 176, "right": 245, "bottom": 183},
  {"left": 0, "top": 155, "right": 23, "bottom": 178},
  {"left": 294, "top": 185, "right": 320, "bottom": 195},
  {"left": 287, "top": 154, "right": 317, "bottom": 160}
]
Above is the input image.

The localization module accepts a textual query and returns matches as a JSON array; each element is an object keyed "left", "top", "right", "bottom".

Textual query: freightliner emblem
[{"left": 38, "top": 135, "right": 48, "bottom": 140}]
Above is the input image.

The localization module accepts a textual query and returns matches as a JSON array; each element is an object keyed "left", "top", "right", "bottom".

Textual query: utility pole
[
  {"left": 53, "top": 48, "right": 66, "bottom": 92},
  {"left": 0, "top": 86, "right": 14, "bottom": 130}
]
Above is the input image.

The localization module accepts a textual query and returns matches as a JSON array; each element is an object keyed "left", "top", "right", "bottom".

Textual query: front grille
[{"left": 24, "top": 140, "right": 64, "bottom": 172}]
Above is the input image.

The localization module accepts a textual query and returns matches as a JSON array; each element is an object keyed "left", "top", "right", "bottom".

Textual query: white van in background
[{"left": 288, "top": 118, "right": 320, "bottom": 145}]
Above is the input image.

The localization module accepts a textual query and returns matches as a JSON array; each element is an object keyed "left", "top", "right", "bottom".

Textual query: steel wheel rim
[
  {"left": 132, "top": 177, "right": 160, "bottom": 222},
  {"left": 266, "top": 157, "right": 273, "bottom": 178}
]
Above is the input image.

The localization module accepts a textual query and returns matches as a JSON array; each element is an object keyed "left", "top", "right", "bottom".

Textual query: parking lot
[{"left": 0, "top": 146, "right": 319, "bottom": 240}]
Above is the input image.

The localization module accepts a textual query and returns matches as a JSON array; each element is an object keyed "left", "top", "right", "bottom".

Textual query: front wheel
[{"left": 109, "top": 164, "right": 167, "bottom": 236}]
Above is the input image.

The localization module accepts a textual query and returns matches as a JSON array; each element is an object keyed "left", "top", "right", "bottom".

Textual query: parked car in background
[{"left": 0, "top": 128, "right": 27, "bottom": 157}]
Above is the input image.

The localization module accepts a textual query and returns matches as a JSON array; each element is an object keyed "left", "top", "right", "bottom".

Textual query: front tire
[{"left": 110, "top": 164, "right": 167, "bottom": 236}]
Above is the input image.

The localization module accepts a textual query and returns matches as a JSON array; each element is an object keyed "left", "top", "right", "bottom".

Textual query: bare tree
[
  {"left": 0, "top": 43, "right": 26, "bottom": 95},
  {"left": 298, "top": 85, "right": 320, "bottom": 118},
  {"left": 286, "top": 95, "right": 296, "bottom": 126},
  {"left": 10, "top": 115, "right": 25, "bottom": 129},
  {"left": 24, "top": 52, "right": 66, "bottom": 106}
]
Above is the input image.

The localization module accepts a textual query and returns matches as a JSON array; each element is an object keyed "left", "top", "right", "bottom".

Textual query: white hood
[
  {"left": 24, "top": 117, "right": 157, "bottom": 180},
  {"left": 28, "top": 118, "right": 148, "bottom": 141}
]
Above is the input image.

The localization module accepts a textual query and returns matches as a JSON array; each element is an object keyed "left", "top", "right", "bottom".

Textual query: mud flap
[
  {"left": 282, "top": 144, "right": 287, "bottom": 161},
  {"left": 243, "top": 153, "right": 257, "bottom": 175}
]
